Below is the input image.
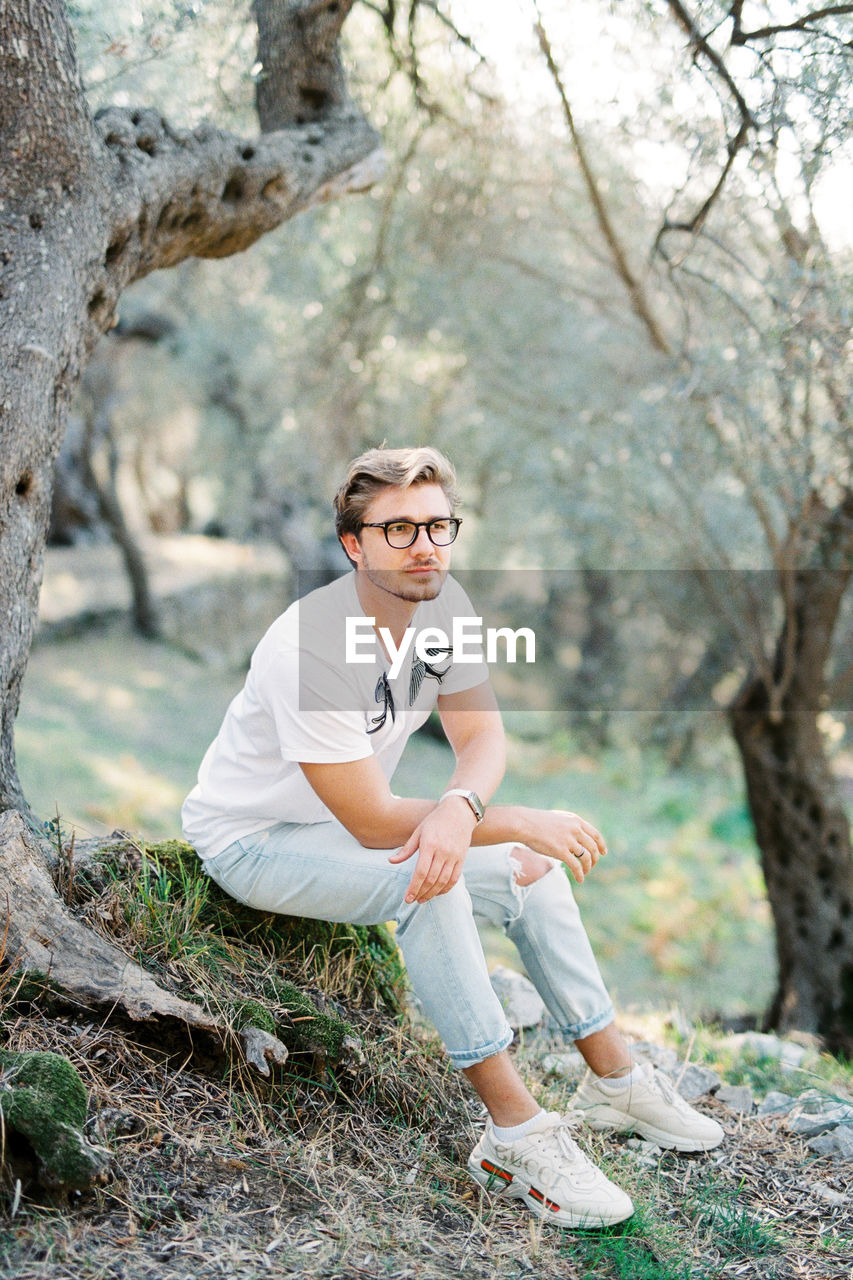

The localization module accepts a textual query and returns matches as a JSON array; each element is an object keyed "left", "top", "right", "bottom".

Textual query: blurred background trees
[{"left": 36, "top": 0, "right": 852, "bottom": 1038}]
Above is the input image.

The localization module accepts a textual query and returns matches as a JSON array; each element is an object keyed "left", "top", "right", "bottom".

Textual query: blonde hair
[{"left": 333, "top": 446, "right": 459, "bottom": 539}]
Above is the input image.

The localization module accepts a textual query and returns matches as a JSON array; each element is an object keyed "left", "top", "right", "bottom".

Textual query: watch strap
[{"left": 440, "top": 788, "right": 485, "bottom": 823}]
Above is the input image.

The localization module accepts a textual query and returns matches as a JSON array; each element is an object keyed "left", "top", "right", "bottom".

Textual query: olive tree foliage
[{"left": 517, "top": 0, "right": 853, "bottom": 1044}]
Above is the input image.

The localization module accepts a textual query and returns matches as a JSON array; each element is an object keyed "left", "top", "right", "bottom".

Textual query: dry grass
[{"left": 2, "top": 841, "right": 853, "bottom": 1280}]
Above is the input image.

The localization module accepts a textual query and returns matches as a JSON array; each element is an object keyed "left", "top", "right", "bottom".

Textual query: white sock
[
  {"left": 595, "top": 1064, "right": 645, "bottom": 1093},
  {"left": 492, "top": 1109, "right": 546, "bottom": 1142}
]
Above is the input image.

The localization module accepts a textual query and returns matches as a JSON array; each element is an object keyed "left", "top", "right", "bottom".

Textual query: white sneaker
[
  {"left": 467, "top": 1111, "right": 635, "bottom": 1229},
  {"left": 573, "top": 1064, "right": 725, "bottom": 1152}
]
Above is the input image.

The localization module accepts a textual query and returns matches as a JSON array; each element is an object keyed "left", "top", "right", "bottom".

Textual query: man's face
[{"left": 342, "top": 482, "right": 454, "bottom": 604}]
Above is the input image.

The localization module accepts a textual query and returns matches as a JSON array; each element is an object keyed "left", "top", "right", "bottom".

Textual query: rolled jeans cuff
[
  {"left": 445, "top": 1025, "right": 515, "bottom": 1069},
  {"left": 559, "top": 1002, "right": 616, "bottom": 1042}
]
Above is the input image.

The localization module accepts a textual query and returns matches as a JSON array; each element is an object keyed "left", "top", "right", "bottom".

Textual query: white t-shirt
[{"left": 181, "top": 571, "right": 489, "bottom": 861}]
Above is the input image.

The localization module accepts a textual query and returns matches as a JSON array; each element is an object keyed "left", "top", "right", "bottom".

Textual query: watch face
[{"left": 467, "top": 791, "right": 485, "bottom": 821}]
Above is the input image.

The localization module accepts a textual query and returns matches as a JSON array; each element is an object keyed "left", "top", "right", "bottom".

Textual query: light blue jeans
[{"left": 205, "top": 821, "right": 614, "bottom": 1068}]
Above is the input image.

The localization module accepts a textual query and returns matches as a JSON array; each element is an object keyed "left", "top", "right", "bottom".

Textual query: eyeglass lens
[{"left": 386, "top": 519, "right": 458, "bottom": 547}]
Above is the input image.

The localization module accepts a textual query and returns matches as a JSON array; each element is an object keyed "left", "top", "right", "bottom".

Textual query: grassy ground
[
  {"left": 2, "top": 836, "right": 852, "bottom": 1280},
  {"left": 18, "top": 619, "right": 774, "bottom": 1020}
]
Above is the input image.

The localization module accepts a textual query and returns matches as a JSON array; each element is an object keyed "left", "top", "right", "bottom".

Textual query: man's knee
[{"left": 510, "top": 845, "right": 552, "bottom": 886}]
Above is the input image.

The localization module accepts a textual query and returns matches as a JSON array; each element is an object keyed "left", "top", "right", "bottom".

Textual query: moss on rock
[
  {"left": 231, "top": 999, "right": 277, "bottom": 1037},
  {"left": 264, "top": 977, "right": 358, "bottom": 1060},
  {"left": 0, "top": 1049, "right": 108, "bottom": 1193},
  {"left": 142, "top": 839, "right": 408, "bottom": 1015}
]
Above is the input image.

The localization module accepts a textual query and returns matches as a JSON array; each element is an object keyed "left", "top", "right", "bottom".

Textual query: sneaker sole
[
  {"left": 578, "top": 1106, "right": 724, "bottom": 1152},
  {"left": 467, "top": 1155, "right": 634, "bottom": 1229}
]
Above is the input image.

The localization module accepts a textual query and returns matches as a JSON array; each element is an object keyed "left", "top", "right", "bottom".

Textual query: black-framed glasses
[{"left": 360, "top": 517, "right": 462, "bottom": 549}]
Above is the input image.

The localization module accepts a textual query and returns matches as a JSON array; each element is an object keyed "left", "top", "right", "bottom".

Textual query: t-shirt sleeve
[{"left": 262, "top": 642, "right": 374, "bottom": 764}]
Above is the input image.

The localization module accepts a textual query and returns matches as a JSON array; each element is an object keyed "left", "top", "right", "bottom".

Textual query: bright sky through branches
[{"left": 452, "top": 0, "right": 852, "bottom": 248}]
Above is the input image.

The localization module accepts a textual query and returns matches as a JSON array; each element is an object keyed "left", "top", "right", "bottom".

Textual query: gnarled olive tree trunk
[
  {"left": 0, "top": 0, "right": 381, "bottom": 1051},
  {"left": 0, "top": 0, "right": 381, "bottom": 814},
  {"left": 731, "top": 563, "right": 853, "bottom": 1050}
]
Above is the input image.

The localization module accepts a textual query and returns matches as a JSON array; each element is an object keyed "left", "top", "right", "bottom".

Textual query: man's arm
[
  {"left": 299, "top": 680, "right": 506, "bottom": 901},
  {"left": 300, "top": 678, "right": 607, "bottom": 904}
]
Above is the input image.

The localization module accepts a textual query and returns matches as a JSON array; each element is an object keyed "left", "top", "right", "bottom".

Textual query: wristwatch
[{"left": 440, "top": 789, "right": 485, "bottom": 823}]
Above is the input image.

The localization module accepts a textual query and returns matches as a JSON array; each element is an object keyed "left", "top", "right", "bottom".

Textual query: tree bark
[
  {"left": 0, "top": 812, "right": 289, "bottom": 1073},
  {"left": 0, "top": 0, "right": 382, "bottom": 813},
  {"left": 730, "top": 565, "right": 853, "bottom": 1050}
]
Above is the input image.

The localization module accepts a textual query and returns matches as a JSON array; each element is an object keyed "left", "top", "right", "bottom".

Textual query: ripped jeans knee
[{"left": 508, "top": 844, "right": 554, "bottom": 887}]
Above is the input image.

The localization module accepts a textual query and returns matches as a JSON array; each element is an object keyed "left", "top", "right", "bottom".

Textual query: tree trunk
[
  {"left": 0, "top": 0, "right": 381, "bottom": 813},
  {"left": 0, "top": 812, "right": 290, "bottom": 1073},
  {"left": 0, "top": 0, "right": 382, "bottom": 1063},
  {"left": 730, "top": 567, "right": 853, "bottom": 1050}
]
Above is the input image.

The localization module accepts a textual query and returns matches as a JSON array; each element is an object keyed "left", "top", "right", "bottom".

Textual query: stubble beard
[{"left": 361, "top": 562, "right": 447, "bottom": 603}]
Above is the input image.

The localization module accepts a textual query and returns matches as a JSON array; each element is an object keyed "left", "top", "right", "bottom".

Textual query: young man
[{"left": 183, "top": 445, "right": 723, "bottom": 1230}]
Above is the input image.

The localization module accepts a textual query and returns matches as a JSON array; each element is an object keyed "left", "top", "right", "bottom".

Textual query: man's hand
[
  {"left": 521, "top": 809, "right": 607, "bottom": 884},
  {"left": 388, "top": 797, "right": 477, "bottom": 903}
]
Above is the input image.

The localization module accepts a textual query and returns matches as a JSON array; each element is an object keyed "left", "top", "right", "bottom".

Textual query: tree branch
[
  {"left": 252, "top": 0, "right": 354, "bottom": 131},
  {"left": 731, "top": 5, "right": 853, "bottom": 43},
  {"left": 534, "top": 13, "right": 672, "bottom": 356}
]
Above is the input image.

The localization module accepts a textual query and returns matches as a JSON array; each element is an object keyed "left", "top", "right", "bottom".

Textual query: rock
[
  {"left": 807, "top": 1126, "right": 853, "bottom": 1160},
  {"left": 631, "top": 1041, "right": 680, "bottom": 1072},
  {"left": 729, "top": 1032, "right": 815, "bottom": 1070},
  {"left": 541, "top": 1050, "right": 586, "bottom": 1080},
  {"left": 716, "top": 1084, "right": 754, "bottom": 1115},
  {"left": 626, "top": 1138, "right": 663, "bottom": 1167},
  {"left": 672, "top": 1064, "right": 722, "bottom": 1101},
  {"left": 757, "top": 1090, "right": 796, "bottom": 1115},
  {"left": 808, "top": 1179, "right": 851, "bottom": 1203},
  {"left": 488, "top": 966, "right": 545, "bottom": 1029},
  {"left": 0, "top": 1049, "right": 109, "bottom": 1193},
  {"left": 787, "top": 1092, "right": 853, "bottom": 1138}
]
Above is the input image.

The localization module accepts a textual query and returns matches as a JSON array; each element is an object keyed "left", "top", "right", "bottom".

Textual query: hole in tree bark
[
  {"left": 136, "top": 135, "right": 157, "bottom": 156},
  {"left": 88, "top": 290, "right": 107, "bottom": 315},
  {"left": 29, "top": 212, "right": 44, "bottom": 230},
  {"left": 299, "top": 87, "right": 329, "bottom": 112},
  {"left": 222, "top": 174, "right": 245, "bottom": 202},
  {"left": 15, "top": 473, "right": 33, "bottom": 498},
  {"left": 841, "top": 900, "right": 852, "bottom": 919},
  {"left": 262, "top": 177, "right": 288, "bottom": 199},
  {"left": 829, "top": 929, "right": 844, "bottom": 950},
  {"left": 241, "top": 147, "right": 255, "bottom": 161},
  {"left": 105, "top": 233, "right": 130, "bottom": 266}
]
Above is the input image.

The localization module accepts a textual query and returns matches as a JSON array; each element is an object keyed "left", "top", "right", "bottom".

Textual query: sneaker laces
[
  {"left": 639, "top": 1065, "right": 694, "bottom": 1114},
  {"left": 529, "top": 1113, "right": 590, "bottom": 1168}
]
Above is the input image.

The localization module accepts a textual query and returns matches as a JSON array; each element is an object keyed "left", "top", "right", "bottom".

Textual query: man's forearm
[
  {"left": 442, "top": 725, "right": 506, "bottom": 809},
  {"left": 470, "top": 804, "right": 537, "bottom": 847}
]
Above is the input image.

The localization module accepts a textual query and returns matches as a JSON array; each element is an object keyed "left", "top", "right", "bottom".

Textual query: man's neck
[{"left": 353, "top": 570, "right": 420, "bottom": 646}]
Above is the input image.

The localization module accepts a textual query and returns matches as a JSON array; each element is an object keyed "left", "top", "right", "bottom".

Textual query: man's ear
[{"left": 340, "top": 532, "right": 362, "bottom": 565}]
